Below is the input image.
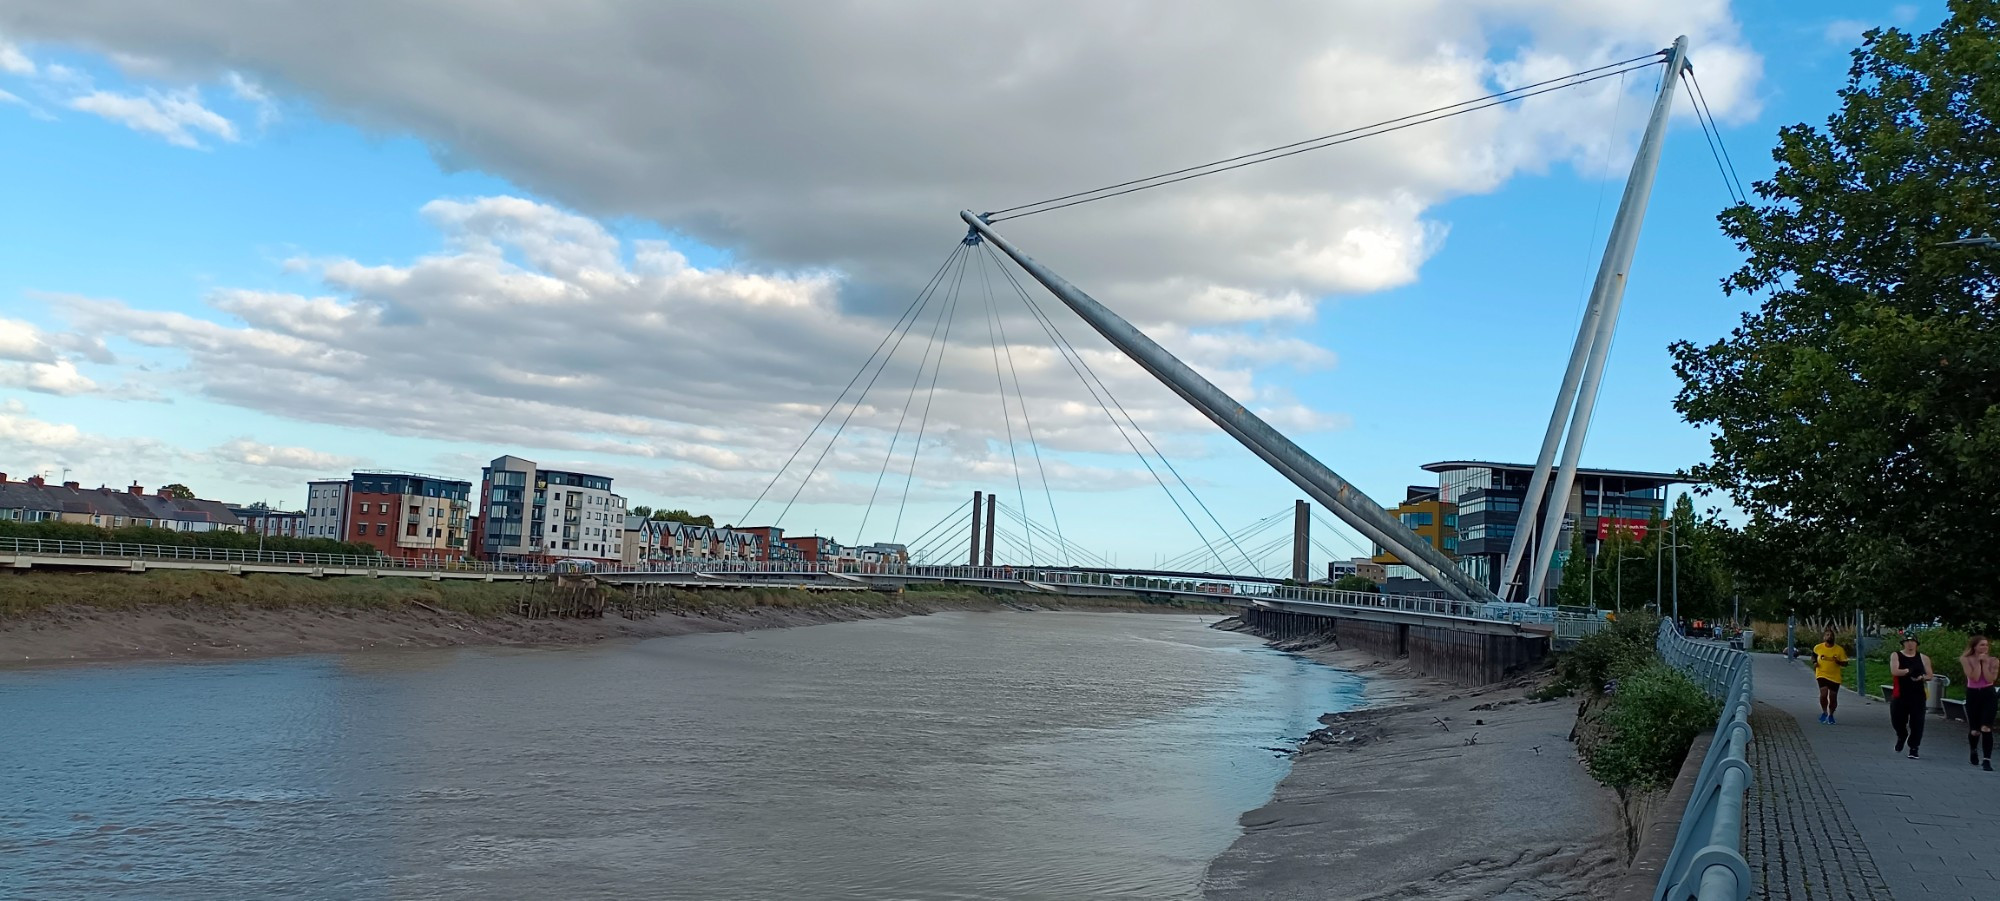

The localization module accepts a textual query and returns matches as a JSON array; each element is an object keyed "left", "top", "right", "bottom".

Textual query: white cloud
[
  {"left": 0, "top": 34, "right": 31, "bottom": 75},
  {"left": 68, "top": 86, "right": 236, "bottom": 148},
  {"left": 0, "top": 1, "right": 1761, "bottom": 327},
  {"left": 0, "top": 317, "right": 60, "bottom": 363},
  {"left": 47, "top": 195, "right": 1320, "bottom": 505},
  {"left": 210, "top": 438, "right": 356, "bottom": 471},
  {"left": 0, "top": 359, "right": 99, "bottom": 395},
  {"left": 0, "top": 410, "right": 185, "bottom": 488}
]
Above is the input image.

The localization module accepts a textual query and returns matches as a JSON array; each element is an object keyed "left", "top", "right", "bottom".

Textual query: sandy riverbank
[
  {"left": 0, "top": 570, "right": 1218, "bottom": 666},
  {"left": 1203, "top": 629, "right": 1627, "bottom": 900}
]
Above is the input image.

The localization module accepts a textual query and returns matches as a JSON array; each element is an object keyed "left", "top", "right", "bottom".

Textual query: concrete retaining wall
[{"left": 1235, "top": 610, "right": 1548, "bottom": 686}]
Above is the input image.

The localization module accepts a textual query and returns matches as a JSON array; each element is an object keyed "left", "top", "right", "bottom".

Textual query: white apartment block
[{"left": 480, "top": 455, "right": 625, "bottom": 563}]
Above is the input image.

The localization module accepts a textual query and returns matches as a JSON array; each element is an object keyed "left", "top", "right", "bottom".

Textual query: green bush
[
  {"left": 1558, "top": 611, "right": 1662, "bottom": 693},
  {"left": 1848, "top": 626, "right": 1973, "bottom": 701},
  {"left": 1, "top": 519, "right": 379, "bottom": 558},
  {"left": 1587, "top": 662, "right": 1722, "bottom": 789}
]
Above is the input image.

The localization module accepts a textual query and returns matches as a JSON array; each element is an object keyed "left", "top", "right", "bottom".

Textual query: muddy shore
[
  {"left": 0, "top": 570, "right": 1219, "bottom": 666},
  {"left": 1203, "top": 628, "right": 1626, "bottom": 901}
]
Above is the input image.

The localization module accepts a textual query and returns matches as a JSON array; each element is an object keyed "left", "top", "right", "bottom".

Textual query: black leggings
[
  {"left": 1892, "top": 692, "right": 1927, "bottom": 750},
  {"left": 1968, "top": 685, "right": 1997, "bottom": 731}
]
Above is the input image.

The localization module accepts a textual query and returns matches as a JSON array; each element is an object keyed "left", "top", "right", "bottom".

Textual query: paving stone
[{"left": 1748, "top": 653, "right": 2000, "bottom": 901}]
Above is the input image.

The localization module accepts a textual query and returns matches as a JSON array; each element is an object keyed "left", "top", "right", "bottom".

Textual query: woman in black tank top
[{"left": 1889, "top": 633, "right": 1933, "bottom": 759}]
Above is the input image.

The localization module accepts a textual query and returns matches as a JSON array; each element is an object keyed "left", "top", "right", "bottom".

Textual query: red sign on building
[{"left": 1597, "top": 517, "right": 1650, "bottom": 542}]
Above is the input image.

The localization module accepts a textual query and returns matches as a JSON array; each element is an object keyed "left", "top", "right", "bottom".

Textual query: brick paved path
[
  {"left": 1745, "top": 701, "right": 1893, "bottom": 900},
  {"left": 1749, "top": 652, "right": 2000, "bottom": 900}
]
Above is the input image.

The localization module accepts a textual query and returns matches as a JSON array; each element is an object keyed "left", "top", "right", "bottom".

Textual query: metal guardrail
[
  {"left": 1653, "top": 620, "right": 1753, "bottom": 901},
  {"left": 0, "top": 537, "right": 542, "bottom": 573},
  {"left": 3, "top": 537, "right": 1549, "bottom": 626}
]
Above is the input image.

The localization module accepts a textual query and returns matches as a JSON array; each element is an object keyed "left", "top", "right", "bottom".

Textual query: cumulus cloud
[
  {"left": 0, "top": 359, "right": 99, "bottom": 395},
  {"left": 49, "top": 196, "right": 1280, "bottom": 504},
  {"left": 0, "top": 408, "right": 185, "bottom": 487},
  {"left": 68, "top": 86, "right": 236, "bottom": 147},
  {"left": 0, "top": 34, "right": 30, "bottom": 75},
  {"left": 0, "top": 0, "right": 1760, "bottom": 326},
  {"left": 209, "top": 438, "right": 357, "bottom": 471}
]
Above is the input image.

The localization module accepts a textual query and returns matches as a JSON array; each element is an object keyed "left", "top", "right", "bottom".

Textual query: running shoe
[
  {"left": 1827, "top": 716, "right": 1836, "bottom": 725},
  {"left": 1909, "top": 749, "right": 1921, "bottom": 759}
]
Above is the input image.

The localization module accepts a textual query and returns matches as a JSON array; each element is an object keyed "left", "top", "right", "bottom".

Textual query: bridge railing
[
  {"left": 1653, "top": 619, "right": 1753, "bottom": 901},
  {"left": 600, "top": 560, "right": 1544, "bottom": 624},
  {"left": 0, "top": 536, "right": 542, "bottom": 574}
]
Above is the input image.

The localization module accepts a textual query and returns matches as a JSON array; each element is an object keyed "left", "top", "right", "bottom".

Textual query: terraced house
[{"left": 0, "top": 474, "right": 245, "bottom": 532}]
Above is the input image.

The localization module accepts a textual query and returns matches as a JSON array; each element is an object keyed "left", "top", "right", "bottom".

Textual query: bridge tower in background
[
  {"left": 1292, "top": 500, "right": 1310, "bottom": 583},
  {"left": 969, "top": 491, "right": 983, "bottom": 565},
  {"left": 983, "top": 494, "right": 997, "bottom": 566}
]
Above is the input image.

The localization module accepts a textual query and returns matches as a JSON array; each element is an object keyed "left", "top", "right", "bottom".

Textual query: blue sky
[{"left": 0, "top": 1, "right": 1939, "bottom": 573}]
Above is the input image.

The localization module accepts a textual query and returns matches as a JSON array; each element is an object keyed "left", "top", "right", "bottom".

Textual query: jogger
[
  {"left": 1890, "top": 632, "right": 1932, "bottom": 759},
  {"left": 1961, "top": 635, "right": 1996, "bottom": 771},
  {"left": 1812, "top": 628, "right": 1850, "bottom": 724}
]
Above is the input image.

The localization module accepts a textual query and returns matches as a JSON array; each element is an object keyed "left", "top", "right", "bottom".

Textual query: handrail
[
  {"left": 0, "top": 536, "right": 546, "bottom": 573},
  {"left": 1, "top": 537, "right": 1538, "bottom": 624},
  {"left": 1653, "top": 620, "right": 1753, "bottom": 901}
]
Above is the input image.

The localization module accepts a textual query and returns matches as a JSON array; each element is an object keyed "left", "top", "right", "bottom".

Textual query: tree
[
  {"left": 1669, "top": 2, "right": 2000, "bottom": 627},
  {"left": 631, "top": 505, "right": 653, "bottom": 518},
  {"left": 650, "top": 509, "right": 714, "bottom": 527},
  {"left": 1332, "top": 574, "right": 1379, "bottom": 593},
  {"left": 159, "top": 483, "right": 196, "bottom": 499},
  {"left": 1555, "top": 528, "right": 1591, "bottom": 608}
]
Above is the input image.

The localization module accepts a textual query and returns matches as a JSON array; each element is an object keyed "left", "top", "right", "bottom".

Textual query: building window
[
  {"left": 377, "top": 524, "right": 387, "bottom": 536},
  {"left": 356, "top": 523, "right": 367, "bottom": 535}
]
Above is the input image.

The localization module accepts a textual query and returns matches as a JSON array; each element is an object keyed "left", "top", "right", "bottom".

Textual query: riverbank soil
[
  {"left": 1203, "top": 647, "right": 1625, "bottom": 901},
  {"left": 0, "top": 570, "right": 1217, "bottom": 665}
]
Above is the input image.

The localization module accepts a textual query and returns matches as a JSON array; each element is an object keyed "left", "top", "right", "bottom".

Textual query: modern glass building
[{"left": 1392, "top": 460, "right": 1687, "bottom": 602}]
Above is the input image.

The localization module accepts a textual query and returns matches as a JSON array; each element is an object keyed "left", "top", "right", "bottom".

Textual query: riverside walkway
[{"left": 1745, "top": 652, "right": 1997, "bottom": 900}]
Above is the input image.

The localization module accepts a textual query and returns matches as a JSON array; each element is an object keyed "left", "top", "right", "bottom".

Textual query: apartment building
[
  {"left": 230, "top": 503, "right": 307, "bottom": 538},
  {"left": 304, "top": 479, "right": 351, "bottom": 540},
  {"left": 340, "top": 472, "right": 473, "bottom": 562},
  {"left": 478, "top": 456, "right": 625, "bottom": 564}
]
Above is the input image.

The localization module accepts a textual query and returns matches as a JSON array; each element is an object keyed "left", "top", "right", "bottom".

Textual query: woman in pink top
[{"left": 1962, "top": 635, "right": 1997, "bottom": 771}]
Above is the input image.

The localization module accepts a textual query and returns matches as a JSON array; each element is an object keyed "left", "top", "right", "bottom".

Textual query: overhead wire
[
  {"left": 985, "top": 54, "right": 1668, "bottom": 222},
  {"left": 976, "top": 249, "right": 1035, "bottom": 563},
  {"left": 891, "top": 245, "right": 973, "bottom": 538},
  {"left": 739, "top": 244, "right": 963, "bottom": 525},
  {"left": 857, "top": 247, "right": 965, "bottom": 543},
  {"left": 770, "top": 250, "right": 956, "bottom": 529},
  {"left": 980, "top": 250, "right": 1070, "bottom": 565},
  {"left": 1687, "top": 69, "right": 1748, "bottom": 202},
  {"left": 983, "top": 244, "right": 1261, "bottom": 573}
]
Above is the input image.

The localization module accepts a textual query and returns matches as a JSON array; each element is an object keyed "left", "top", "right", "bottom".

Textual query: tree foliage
[
  {"left": 650, "top": 509, "right": 714, "bottom": 527},
  {"left": 1332, "top": 574, "right": 1380, "bottom": 593},
  {"left": 159, "top": 483, "right": 196, "bottom": 499},
  {"left": 1670, "top": 3, "right": 2000, "bottom": 626}
]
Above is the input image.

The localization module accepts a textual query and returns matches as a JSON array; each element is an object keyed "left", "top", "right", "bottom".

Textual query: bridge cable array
[
  {"left": 736, "top": 235, "right": 1252, "bottom": 568},
  {"left": 1683, "top": 69, "right": 1749, "bottom": 205},
  {"left": 980, "top": 242, "right": 1259, "bottom": 573},
  {"left": 983, "top": 51, "right": 1669, "bottom": 222}
]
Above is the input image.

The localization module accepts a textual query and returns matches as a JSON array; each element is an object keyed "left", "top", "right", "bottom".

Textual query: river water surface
[{"left": 1, "top": 610, "right": 1361, "bottom": 900}]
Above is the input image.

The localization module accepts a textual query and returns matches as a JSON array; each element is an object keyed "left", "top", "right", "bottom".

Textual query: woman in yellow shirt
[{"left": 1813, "top": 628, "right": 1851, "bottom": 725}]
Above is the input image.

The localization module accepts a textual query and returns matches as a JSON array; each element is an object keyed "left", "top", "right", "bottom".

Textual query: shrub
[
  {"left": 1586, "top": 662, "right": 1721, "bottom": 789},
  {"left": 1558, "top": 611, "right": 1662, "bottom": 693}
]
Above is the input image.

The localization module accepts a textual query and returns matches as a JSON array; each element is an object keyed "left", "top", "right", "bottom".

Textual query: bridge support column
[
  {"left": 983, "top": 493, "right": 996, "bottom": 567},
  {"left": 970, "top": 491, "right": 983, "bottom": 566},
  {"left": 1292, "top": 500, "right": 1310, "bottom": 584}
]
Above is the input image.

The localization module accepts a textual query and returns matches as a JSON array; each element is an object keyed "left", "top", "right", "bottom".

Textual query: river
[{"left": 0, "top": 610, "right": 1362, "bottom": 900}]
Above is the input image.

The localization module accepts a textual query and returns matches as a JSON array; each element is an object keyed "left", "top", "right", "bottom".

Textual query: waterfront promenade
[{"left": 1747, "top": 652, "right": 1997, "bottom": 901}]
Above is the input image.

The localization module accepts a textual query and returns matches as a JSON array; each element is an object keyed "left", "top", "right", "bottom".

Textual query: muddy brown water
[{"left": 1, "top": 610, "right": 1362, "bottom": 900}]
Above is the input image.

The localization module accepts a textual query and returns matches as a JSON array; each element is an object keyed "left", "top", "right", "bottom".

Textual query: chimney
[
  {"left": 62, "top": 481, "right": 80, "bottom": 490},
  {"left": 156, "top": 487, "right": 172, "bottom": 498},
  {"left": 27, "top": 475, "right": 44, "bottom": 487},
  {"left": 129, "top": 484, "right": 144, "bottom": 496},
  {"left": 0, "top": 472, "right": 7, "bottom": 482}
]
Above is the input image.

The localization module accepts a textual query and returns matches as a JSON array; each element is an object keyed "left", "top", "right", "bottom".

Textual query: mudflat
[{"left": 1203, "top": 646, "right": 1625, "bottom": 901}]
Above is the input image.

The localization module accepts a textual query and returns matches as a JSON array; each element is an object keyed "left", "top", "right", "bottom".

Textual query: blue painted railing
[{"left": 1653, "top": 620, "right": 1754, "bottom": 901}]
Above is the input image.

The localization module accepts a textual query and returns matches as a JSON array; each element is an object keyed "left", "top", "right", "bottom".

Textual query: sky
[{"left": 0, "top": 0, "right": 1940, "bottom": 574}]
